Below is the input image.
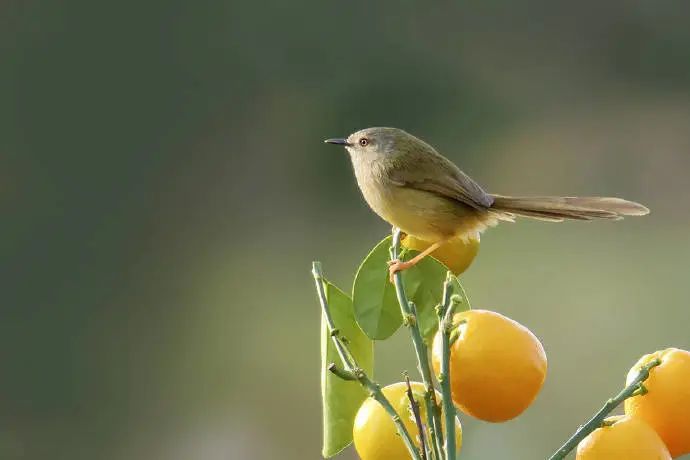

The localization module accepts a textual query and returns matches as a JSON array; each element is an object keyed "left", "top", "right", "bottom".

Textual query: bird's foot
[{"left": 388, "top": 259, "right": 413, "bottom": 283}]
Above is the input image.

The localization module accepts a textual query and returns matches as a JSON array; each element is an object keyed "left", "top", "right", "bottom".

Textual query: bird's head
[{"left": 324, "top": 127, "right": 428, "bottom": 163}]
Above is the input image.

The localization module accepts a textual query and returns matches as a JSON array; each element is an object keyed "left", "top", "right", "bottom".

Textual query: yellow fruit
[
  {"left": 431, "top": 309, "right": 547, "bottom": 422},
  {"left": 576, "top": 415, "right": 671, "bottom": 460},
  {"left": 402, "top": 234, "right": 479, "bottom": 275},
  {"left": 353, "top": 381, "right": 462, "bottom": 460},
  {"left": 624, "top": 348, "right": 690, "bottom": 458}
]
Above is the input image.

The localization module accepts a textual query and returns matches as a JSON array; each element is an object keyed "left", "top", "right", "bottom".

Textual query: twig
[
  {"left": 437, "top": 273, "right": 459, "bottom": 460},
  {"left": 312, "top": 262, "right": 423, "bottom": 460},
  {"left": 547, "top": 358, "right": 662, "bottom": 460},
  {"left": 327, "top": 363, "right": 356, "bottom": 381},
  {"left": 405, "top": 373, "right": 429, "bottom": 460},
  {"left": 390, "top": 229, "right": 445, "bottom": 460}
]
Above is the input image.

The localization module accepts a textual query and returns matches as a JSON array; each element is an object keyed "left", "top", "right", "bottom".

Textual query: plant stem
[
  {"left": 547, "top": 358, "right": 662, "bottom": 460},
  {"left": 405, "top": 373, "right": 429, "bottom": 460},
  {"left": 312, "top": 262, "right": 423, "bottom": 460},
  {"left": 438, "top": 274, "right": 458, "bottom": 460},
  {"left": 390, "top": 229, "right": 445, "bottom": 460}
]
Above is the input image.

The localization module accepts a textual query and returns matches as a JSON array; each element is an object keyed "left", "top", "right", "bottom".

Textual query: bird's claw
[{"left": 388, "top": 259, "right": 411, "bottom": 283}]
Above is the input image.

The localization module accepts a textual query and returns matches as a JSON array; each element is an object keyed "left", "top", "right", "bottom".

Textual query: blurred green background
[{"left": 1, "top": 1, "right": 689, "bottom": 459}]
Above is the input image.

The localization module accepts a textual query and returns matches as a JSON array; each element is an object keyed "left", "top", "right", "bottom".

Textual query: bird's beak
[{"left": 324, "top": 138, "right": 352, "bottom": 146}]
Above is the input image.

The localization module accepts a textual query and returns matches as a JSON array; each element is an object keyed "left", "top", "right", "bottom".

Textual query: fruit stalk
[
  {"left": 390, "top": 229, "right": 445, "bottom": 460},
  {"left": 312, "top": 262, "right": 423, "bottom": 460},
  {"left": 547, "top": 358, "right": 662, "bottom": 460},
  {"left": 438, "top": 273, "right": 459, "bottom": 460}
]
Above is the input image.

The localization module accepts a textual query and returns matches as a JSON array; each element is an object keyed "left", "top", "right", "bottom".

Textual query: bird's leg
[{"left": 388, "top": 239, "right": 446, "bottom": 283}]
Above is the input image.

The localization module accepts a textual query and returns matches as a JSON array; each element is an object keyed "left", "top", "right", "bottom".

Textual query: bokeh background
[{"left": 2, "top": 1, "right": 689, "bottom": 459}]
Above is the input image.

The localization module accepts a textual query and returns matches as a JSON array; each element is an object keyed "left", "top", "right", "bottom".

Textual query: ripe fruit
[
  {"left": 624, "top": 348, "right": 690, "bottom": 458},
  {"left": 576, "top": 415, "right": 671, "bottom": 460},
  {"left": 431, "top": 309, "right": 547, "bottom": 422},
  {"left": 353, "top": 381, "right": 462, "bottom": 460},
  {"left": 402, "top": 234, "right": 479, "bottom": 275}
]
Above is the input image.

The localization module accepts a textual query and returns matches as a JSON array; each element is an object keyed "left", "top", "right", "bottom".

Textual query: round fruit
[
  {"left": 402, "top": 234, "right": 479, "bottom": 276},
  {"left": 576, "top": 415, "right": 671, "bottom": 460},
  {"left": 624, "top": 348, "right": 690, "bottom": 458},
  {"left": 353, "top": 381, "right": 462, "bottom": 460},
  {"left": 431, "top": 309, "right": 547, "bottom": 422}
]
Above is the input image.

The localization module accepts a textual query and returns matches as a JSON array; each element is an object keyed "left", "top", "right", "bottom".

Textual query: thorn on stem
[
  {"left": 632, "top": 383, "right": 648, "bottom": 397},
  {"left": 327, "top": 363, "right": 357, "bottom": 381}
]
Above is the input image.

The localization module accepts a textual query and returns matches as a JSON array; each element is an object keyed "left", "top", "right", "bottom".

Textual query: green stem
[
  {"left": 312, "top": 262, "right": 423, "bottom": 460},
  {"left": 423, "top": 390, "right": 442, "bottom": 460},
  {"left": 390, "top": 229, "right": 445, "bottom": 460},
  {"left": 438, "top": 274, "right": 458, "bottom": 460},
  {"left": 312, "top": 262, "right": 352, "bottom": 368},
  {"left": 327, "top": 363, "right": 357, "bottom": 381},
  {"left": 547, "top": 358, "right": 662, "bottom": 460},
  {"left": 405, "top": 373, "right": 429, "bottom": 460}
]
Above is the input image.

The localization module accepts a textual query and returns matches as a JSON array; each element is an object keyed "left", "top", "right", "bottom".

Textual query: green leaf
[
  {"left": 352, "top": 236, "right": 449, "bottom": 341},
  {"left": 351, "top": 237, "right": 402, "bottom": 340},
  {"left": 321, "top": 281, "right": 374, "bottom": 458}
]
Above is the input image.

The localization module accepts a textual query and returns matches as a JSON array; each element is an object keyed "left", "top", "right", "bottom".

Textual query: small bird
[{"left": 325, "top": 127, "right": 649, "bottom": 281}]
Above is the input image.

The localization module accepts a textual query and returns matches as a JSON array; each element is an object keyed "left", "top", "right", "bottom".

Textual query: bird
[{"left": 324, "top": 127, "right": 649, "bottom": 281}]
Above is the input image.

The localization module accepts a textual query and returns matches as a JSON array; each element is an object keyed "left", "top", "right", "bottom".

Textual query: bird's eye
[{"left": 359, "top": 138, "right": 369, "bottom": 147}]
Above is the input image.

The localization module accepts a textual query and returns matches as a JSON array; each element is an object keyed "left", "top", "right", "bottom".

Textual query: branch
[
  {"left": 390, "top": 229, "right": 445, "bottom": 460},
  {"left": 547, "top": 358, "right": 662, "bottom": 460},
  {"left": 405, "top": 373, "right": 429, "bottom": 460},
  {"left": 312, "top": 261, "right": 423, "bottom": 460},
  {"left": 437, "top": 273, "right": 459, "bottom": 460}
]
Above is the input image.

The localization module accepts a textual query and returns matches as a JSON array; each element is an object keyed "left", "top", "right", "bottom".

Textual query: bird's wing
[{"left": 388, "top": 152, "right": 493, "bottom": 210}]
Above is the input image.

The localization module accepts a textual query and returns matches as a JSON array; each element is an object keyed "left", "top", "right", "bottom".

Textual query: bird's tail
[{"left": 489, "top": 195, "right": 649, "bottom": 222}]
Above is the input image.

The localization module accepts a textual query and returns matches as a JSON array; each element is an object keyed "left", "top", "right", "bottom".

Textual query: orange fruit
[
  {"left": 576, "top": 415, "right": 671, "bottom": 460},
  {"left": 353, "top": 381, "right": 462, "bottom": 460},
  {"left": 431, "top": 309, "right": 547, "bottom": 422},
  {"left": 624, "top": 348, "right": 690, "bottom": 458},
  {"left": 402, "top": 234, "right": 479, "bottom": 275}
]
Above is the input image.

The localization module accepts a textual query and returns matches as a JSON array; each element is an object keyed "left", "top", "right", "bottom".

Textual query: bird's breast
[
  {"left": 352, "top": 161, "right": 394, "bottom": 220},
  {"left": 351, "top": 159, "right": 479, "bottom": 241}
]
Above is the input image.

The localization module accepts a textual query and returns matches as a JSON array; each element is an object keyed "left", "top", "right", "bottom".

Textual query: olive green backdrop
[{"left": 1, "top": 1, "right": 689, "bottom": 459}]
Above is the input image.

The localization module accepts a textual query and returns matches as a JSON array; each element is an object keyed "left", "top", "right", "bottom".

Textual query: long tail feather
[{"left": 490, "top": 195, "right": 649, "bottom": 221}]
